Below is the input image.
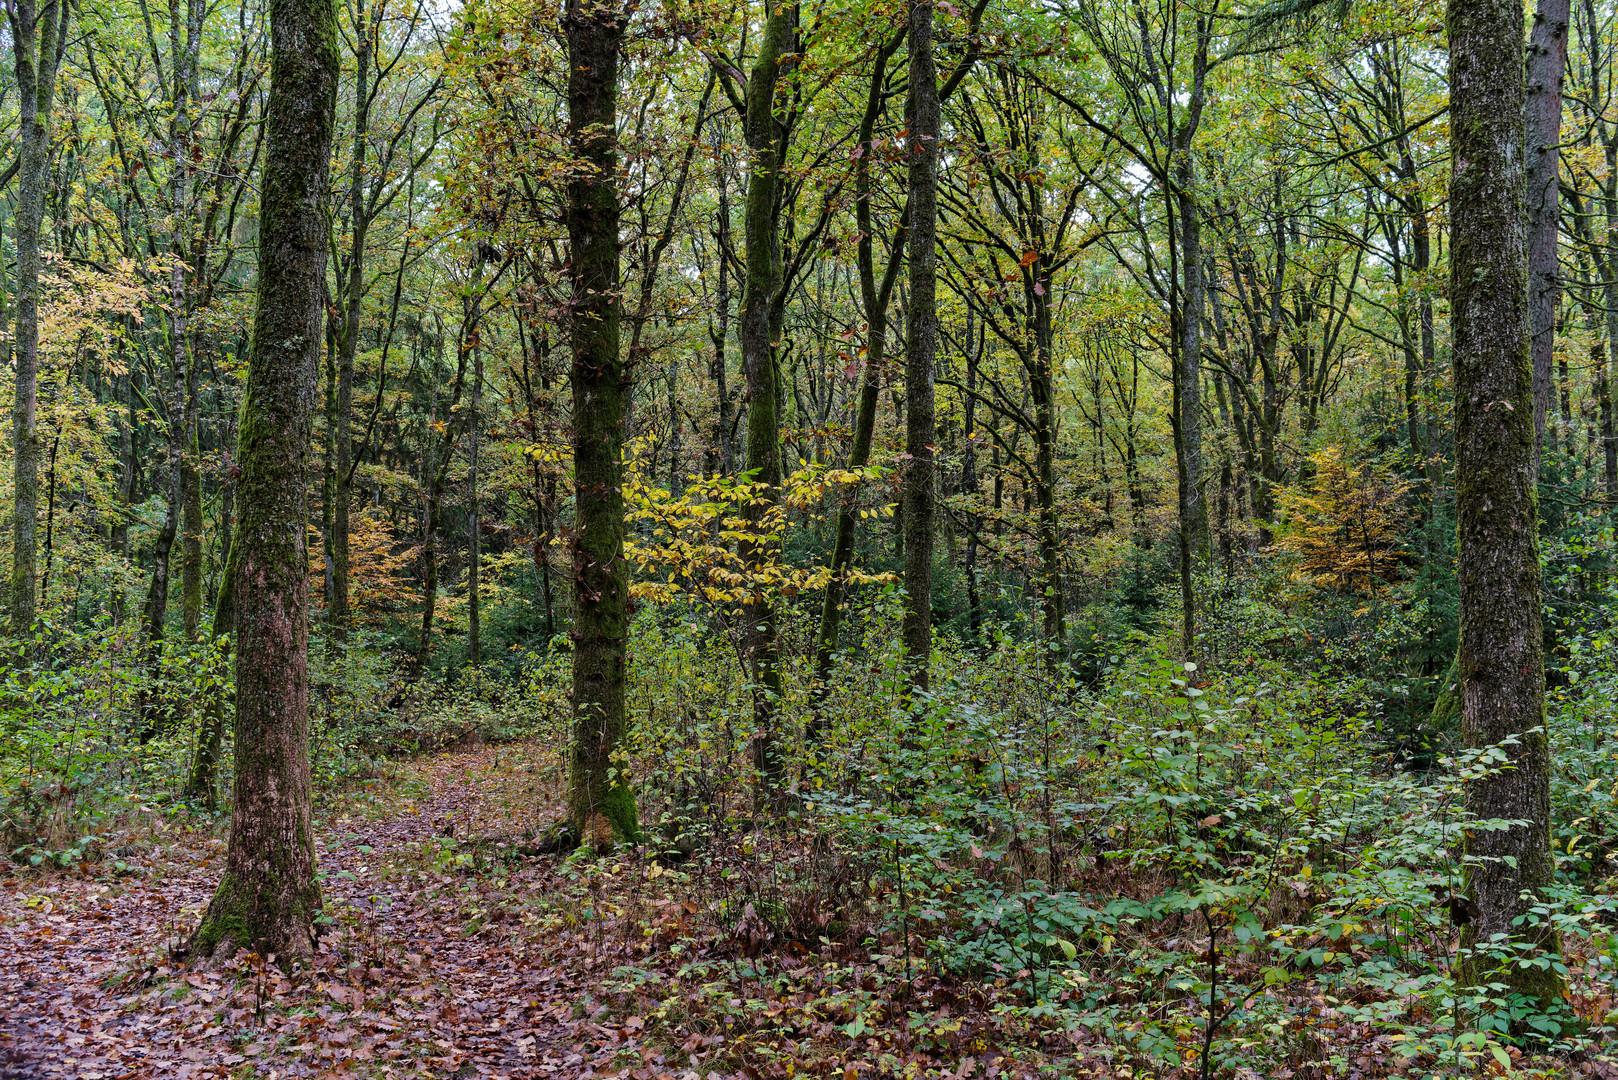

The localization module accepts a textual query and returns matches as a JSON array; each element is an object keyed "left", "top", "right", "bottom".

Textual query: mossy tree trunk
[
  {"left": 189, "top": 0, "right": 338, "bottom": 961},
  {"left": 901, "top": 0, "right": 938, "bottom": 693},
  {"left": 7, "top": 0, "right": 68, "bottom": 638},
  {"left": 738, "top": 0, "right": 789, "bottom": 789},
  {"left": 563, "top": 0, "right": 637, "bottom": 846},
  {"left": 1449, "top": 0, "right": 1566, "bottom": 1012}
]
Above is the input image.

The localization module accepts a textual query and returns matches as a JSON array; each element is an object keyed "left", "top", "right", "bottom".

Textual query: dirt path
[{"left": 0, "top": 745, "right": 654, "bottom": 1079}]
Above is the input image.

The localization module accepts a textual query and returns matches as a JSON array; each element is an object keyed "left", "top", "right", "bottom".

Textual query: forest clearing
[{"left": 7, "top": 0, "right": 1618, "bottom": 1070}]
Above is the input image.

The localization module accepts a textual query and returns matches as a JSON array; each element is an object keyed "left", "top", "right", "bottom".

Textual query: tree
[
  {"left": 190, "top": 0, "right": 339, "bottom": 959},
  {"left": 811, "top": 26, "right": 906, "bottom": 729},
  {"left": 1275, "top": 445, "right": 1411, "bottom": 594},
  {"left": 1528, "top": 0, "right": 1570, "bottom": 456},
  {"left": 901, "top": 0, "right": 939, "bottom": 691},
  {"left": 7, "top": 0, "right": 70, "bottom": 636},
  {"left": 1066, "top": 0, "right": 1221, "bottom": 656},
  {"left": 327, "top": 0, "right": 440, "bottom": 650},
  {"left": 1448, "top": 0, "right": 1565, "bottom": 1011},
  {"left": 735, "top": 0, "right": 791, "bottom": 788},
  {"left": 563, "top": 0, "right": 637, "bottom": 846}
]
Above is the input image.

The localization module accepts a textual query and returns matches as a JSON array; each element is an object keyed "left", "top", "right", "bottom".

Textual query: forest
[{"left": 1, "top": 0, "right": 1616, "bottom": 1073}]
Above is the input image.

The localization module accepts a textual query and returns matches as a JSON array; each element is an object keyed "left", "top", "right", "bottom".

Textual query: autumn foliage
[{"left": 1276, "top": 445, "right": 1412, "bottom": 595}]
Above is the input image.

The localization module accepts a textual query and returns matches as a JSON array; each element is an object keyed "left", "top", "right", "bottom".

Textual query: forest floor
[
  {"left": 0, "top": 742, "right": 1060, "bottom": 1080},
  {"left": 0, "top": 743, "right": 667, "bottom": 1079}
]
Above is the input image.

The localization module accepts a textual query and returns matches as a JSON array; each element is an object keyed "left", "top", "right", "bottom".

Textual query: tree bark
[
  {"left": 7, "top": 0, "right": 67, "bottom": 637},
  {"left": 738, "top": 0, "right": 790, "bottom": 789},
  {"left": 1528, "top": 0, "right": 1571, "bottom": 458},
  {"left": 901, "top": 0, "right": 938, "bottom": 693},
  {"left": 182, "top": 361, "right": 204, "bottom": 643},
  {"left": 564, "top": 0, "right": 637, "bottom": 845},
  {"left": 467, "top": 329, "right": 483, "bottom": 669},
  {"left": 330, "top": 0, "right": 375, "bottom": 651},
  {"left": 1448, "top": 0, "right": 1565, "bottom": 1010},
  {"left": 962, "top": 319, "right": 982, "bottom": 646},
  {"left": 190, "top": 0, "right": 338, "bottom": 961}
]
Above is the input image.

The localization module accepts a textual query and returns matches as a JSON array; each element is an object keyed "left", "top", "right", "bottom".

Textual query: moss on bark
[
  {"left": 563, "top": 0, "right": 638, "bottom": 847},
  {"left": 738, "top": 0, "right": 790, "bottom": 788},
  {"left": 1448, "top": 0, "right": 1567, "bottom": 1021},
  {"left": 190, "top": 0, "right": 338, "bottom": 964}
]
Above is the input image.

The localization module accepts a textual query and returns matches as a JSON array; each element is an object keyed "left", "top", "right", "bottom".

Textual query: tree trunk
[
  {"left": 331, "top": 0, "right": 376, "bottom": 650},
  {"left": 564, "top": 0, "right": 637, "bottom": 846},
  {"left": 963, "top": 316, "right": 982, "bottom": 647},
  {"left": 810, "top": 29, "right": 904, "bottom": 738},
  {"left": 1601, "top": 362, "right": 1617, "bottom": 499},
  {"left": 738, "top": 0, "right": 790, "bottom": 790},
  {"left": 467, "top": 330, "right": 482, "bottom": 669},
  {"left": 709, "top": 118, "right": 735, "bottom": 478},
  {"left": 7, "top": 0, "right": 67, "bottom": 637},
  {"left": 1528, "top": 0, "right": 1571, "bottom": 458},
  {"left": 1030, "top": 293, "right": 1063, "bottom": 664},
  {"left": 182, "top": 364, "right": 204, "bottom": 643},
  {"left": 1448, "top": 0, "right": 1565, "bottom": 1010},
  {"left": 416, "top": 299, "right": 475, "bottom": 670},
  {"left": 184, "top": 547, "right": 236, "bottom": 810},
  {"left": 189, "top": 0, "right": 338, "bottom": 961},
  {"left": 112, "top": 330, "right": 136, "bottom": 626},
  {"left": 902, "top": 0, "right": 938, "bottom": 693},
  {"left": 137, "top": 324, "right": 188, "bottom": 739},
  {"left": 1173, "top": 168, "right": 1204, "bottom": 659}
]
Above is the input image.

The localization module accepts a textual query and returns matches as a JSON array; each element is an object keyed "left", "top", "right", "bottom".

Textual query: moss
[
  {"left": 189, "top": 872, "right": 254, "bottom": 958},
  {"left": 1429, "top": 652, "right": 1460, "bottom": 730},
  {"left": 1457, "top": 929, "right": 1570, "bottom": 1039},
  {"left": 596, "top": 779, "right": 639, "bottom": 845}
]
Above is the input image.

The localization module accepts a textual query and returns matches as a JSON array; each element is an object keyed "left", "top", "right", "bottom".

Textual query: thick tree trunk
[
  {"left": 564, "top": 0, "right": 637, "bottom": 846},
  {"left": 738, "top": 0, "right": 789, "bottom": 789},
  {"left": 189, "top": 0, "right": 337, "bottom": 961},
  {"left": 902, "top": 0, "right": 938, "bottom": 692},
  {"left": 1528, "top": 0, "right": 1571, "bottom": 457},
  {"left": 1448, "top": 0, "right": 1565, "bottom": 1010},
  {"left": 8, "top": 0, "right": 67, "bottom": 637}
]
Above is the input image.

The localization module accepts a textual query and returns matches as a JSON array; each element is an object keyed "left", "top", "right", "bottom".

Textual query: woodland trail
[{"left": 0, "top": 744, "right": 671, "bottom": 1079}]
